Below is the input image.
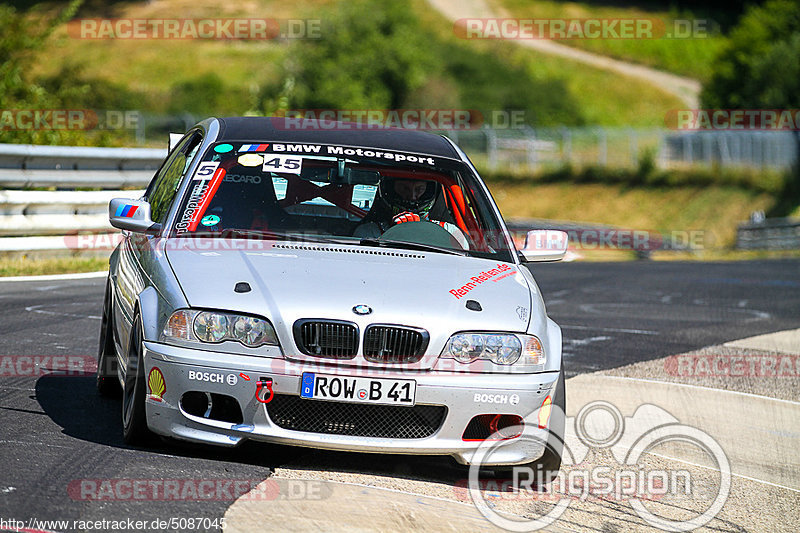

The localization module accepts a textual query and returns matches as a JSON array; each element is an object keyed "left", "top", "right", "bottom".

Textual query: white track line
[
  {"left": 0, "top": 271, "right": 107, "bottom": 283},
  {"left": 645, "top": 450, "right": 800, "bottom": 494},
  {"left": 561, "top": 324, "right": 658, "bottom": 335},
  {"left": 595, "top": 374, "right": 800, "bottom": 406}
]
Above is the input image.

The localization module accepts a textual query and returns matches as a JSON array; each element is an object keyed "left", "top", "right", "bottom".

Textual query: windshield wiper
[{"left": 359, "top": 238, "right": 468, "bottom": 256}]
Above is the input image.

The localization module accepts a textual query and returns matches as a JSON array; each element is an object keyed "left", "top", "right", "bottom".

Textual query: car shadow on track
[
  {"left": 34, "top": 372, "right": 473, "bottom": 483},
  {"left": 34, "top": 373, "right": 308, "bottom": 467}
]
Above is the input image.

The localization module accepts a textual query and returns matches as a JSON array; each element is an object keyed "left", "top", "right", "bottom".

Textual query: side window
[{"left": 147, "top": 132, "right": 203, "bottom": 223}]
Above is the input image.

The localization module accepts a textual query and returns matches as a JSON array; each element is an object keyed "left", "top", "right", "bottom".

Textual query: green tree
[
  {"left": 283, "top": 0, "right": 437, "bottom": 110},
  {"left": 701, "top": 0, "right": 800, "bottom": 108}
]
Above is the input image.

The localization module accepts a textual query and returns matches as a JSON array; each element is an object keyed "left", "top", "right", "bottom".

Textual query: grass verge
[
  {"left": 494, "top": 0, "right": 726, "bottom": 80},
  {"left": 0, "top": 256, "right": 108, "bottom": 277},
  {"left": 486, "top": 180, "right": 776, "bottom": 248}
]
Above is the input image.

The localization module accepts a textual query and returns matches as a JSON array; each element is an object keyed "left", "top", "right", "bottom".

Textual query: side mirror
[
  {"left": 520, "top": 230, "right": 569, "bottom": 262},
  {"left": 109, "top": 198, "right": 161, "bottom": 234}
]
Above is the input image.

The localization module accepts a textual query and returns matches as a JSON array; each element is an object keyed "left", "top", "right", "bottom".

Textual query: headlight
[
  {"left": 161, "top": 309, "right": 278, "bottom": 348},
  {"left": 231, "top": 315, "right": 273, "bottom": 347},
  {"left": 443, "top": 332, "right": 544, "bottom": 367},
  {"left": 449, "top": 333, "right": 485, "bottom": 363},
  {"left": 194, "top": 312, "right": 229, "bottom": 343}
]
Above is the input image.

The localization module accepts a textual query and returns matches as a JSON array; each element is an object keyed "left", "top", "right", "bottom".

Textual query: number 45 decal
[{"left": 262, "top": 155, "right": 303, "bottom": 175}]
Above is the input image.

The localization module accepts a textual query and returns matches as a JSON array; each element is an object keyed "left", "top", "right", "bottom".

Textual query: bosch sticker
[{"left": 188, "top": 370, "right": 225, "bottom": 383}]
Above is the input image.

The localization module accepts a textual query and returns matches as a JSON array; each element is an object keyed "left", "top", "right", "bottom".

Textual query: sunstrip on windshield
[
  {"left": 186, "top": 167, "right": 226, "bottom": 232},
  {"left": 114, "top": 204, "right": 139, "bottom": 218},
  {"left": 239, "top": 143, "right": 270, "bottom": 152}
]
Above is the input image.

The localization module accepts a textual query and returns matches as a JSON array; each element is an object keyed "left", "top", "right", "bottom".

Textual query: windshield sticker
[
  {"left": 449, "top": 263, "right": 514, "bottom": 299},
  {"left": 266, "top": 143, "right": 437, "bottom": 165},
  {"left": 200, "top": 214, "right": 220, "bottom": 226},
  {"left": 237, "top": 153, "right": 263, "bottom": 167},
  {"left": 270, "top": 143, "right": 322, "bottom": 153},
  {"left": 193, "top": 161, "right": 220, "bottom": 180},
  {"left": 262, "top": 154, "right": 303, "bottom": 175},
  {"left": 176, "top": 167, "right": 226, "bottom": 234},
  {"left": 239, "top": 143, "right": 270, "bottom": 152},
  {"left": 223, "top": 173, "right": 262, "bottom": 184},
  {"left": 214, "top": 143, "right": 233, "bottom": 153},
  {"left": 325, "top": 146, "right": 435, "bottom": 165}
]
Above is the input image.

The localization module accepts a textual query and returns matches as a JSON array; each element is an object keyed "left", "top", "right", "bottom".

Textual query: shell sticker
[{"left": 148, "top": 367, "right": 166, "bottom": 402}]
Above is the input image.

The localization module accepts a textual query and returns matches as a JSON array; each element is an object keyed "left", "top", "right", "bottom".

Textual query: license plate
[{"left": 300, "top": 373, "right": 416, "bottom": 406}]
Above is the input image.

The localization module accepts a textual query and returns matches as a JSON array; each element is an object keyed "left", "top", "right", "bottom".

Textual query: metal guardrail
[
  {"left": 736, "top": 217, "right": 800, "bottom": 250},
  {"left": 0, "top": 189, "right": 144, "bottom": 236},
  {"left": 0, "top": 143, "right": 165, "bottom": 189},
  {"left": 0, "top": 143, "right": 159, "bottom": 252}
]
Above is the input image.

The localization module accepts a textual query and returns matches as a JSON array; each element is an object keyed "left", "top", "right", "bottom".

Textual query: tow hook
[{"left": 255, "top": 378, "right": 274, "bottom": 404}]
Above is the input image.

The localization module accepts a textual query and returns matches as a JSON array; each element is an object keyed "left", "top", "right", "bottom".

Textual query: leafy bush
[
  {"left": 702, "top": 0, "right": 800, "bottom": 108},
  {"left": 259, "top": 0, "right": 582, "bottom": 126}
]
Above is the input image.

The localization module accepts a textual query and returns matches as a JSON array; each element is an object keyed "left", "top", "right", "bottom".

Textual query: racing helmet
[{"left": 378, "top": 177, "right": 439, "bottom": 217}]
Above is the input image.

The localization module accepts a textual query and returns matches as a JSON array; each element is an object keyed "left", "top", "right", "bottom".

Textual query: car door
[{"left": 113, "top": 130, "right": 204, "bottom": 369}]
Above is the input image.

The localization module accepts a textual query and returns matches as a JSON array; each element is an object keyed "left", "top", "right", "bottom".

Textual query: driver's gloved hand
[{"left": 392, "top": 212, "right": 421, "bottom": 225}]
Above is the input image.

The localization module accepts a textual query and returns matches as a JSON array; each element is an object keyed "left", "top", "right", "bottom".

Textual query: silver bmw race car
[{"left": 97, "top": 116, "right": 568, "bottom": 473}]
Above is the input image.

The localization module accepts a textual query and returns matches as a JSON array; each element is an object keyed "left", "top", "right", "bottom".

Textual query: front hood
[{"left": 166, "top": 240, "right": 540, "bottom": 368}]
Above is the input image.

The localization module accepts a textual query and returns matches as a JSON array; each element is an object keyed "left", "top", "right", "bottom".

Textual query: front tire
[
  {"left": 97, "top": 281, "right": 120, "bottom": 397},
  {"left": 122, "top": 314, "right": 153, "bottom": 445}
]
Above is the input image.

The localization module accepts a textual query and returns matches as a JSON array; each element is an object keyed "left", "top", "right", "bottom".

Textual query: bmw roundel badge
[{"left": 352, "top": 304, "right": 372, "bottom": 315}]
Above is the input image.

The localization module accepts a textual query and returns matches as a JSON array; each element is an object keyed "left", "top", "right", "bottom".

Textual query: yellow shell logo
[{"left": 148, "top": 367, "right": 166, "bottom": 402}]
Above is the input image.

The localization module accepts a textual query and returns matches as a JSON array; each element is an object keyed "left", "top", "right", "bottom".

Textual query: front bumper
[{"left": 143, "top": 341, "right": 561, "bottom": 466}]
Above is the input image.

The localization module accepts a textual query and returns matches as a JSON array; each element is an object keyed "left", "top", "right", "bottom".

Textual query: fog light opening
[
  {"left": 180, "top": 391, "right": 243, "bottom": 424},
  {"left": 463, "top": 414, "right": 524, "bottom": 441}
]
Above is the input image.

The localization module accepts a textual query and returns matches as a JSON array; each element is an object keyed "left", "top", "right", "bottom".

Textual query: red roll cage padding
[{"left": 278, "top": 176, "right": 366, "bottom": 218}]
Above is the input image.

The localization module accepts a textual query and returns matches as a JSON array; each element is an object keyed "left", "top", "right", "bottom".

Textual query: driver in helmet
[{"left": 354, "top": 177, "right": 469, "bottom": 249}]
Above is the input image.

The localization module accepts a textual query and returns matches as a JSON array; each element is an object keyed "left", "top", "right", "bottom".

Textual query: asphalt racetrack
[{"left": 0, "top": 259, "right": 798, "bottom": 531}]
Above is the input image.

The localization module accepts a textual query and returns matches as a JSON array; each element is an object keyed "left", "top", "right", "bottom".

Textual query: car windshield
[{"left": 170, "top": 141, "right": 514, "bottom": 261}]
